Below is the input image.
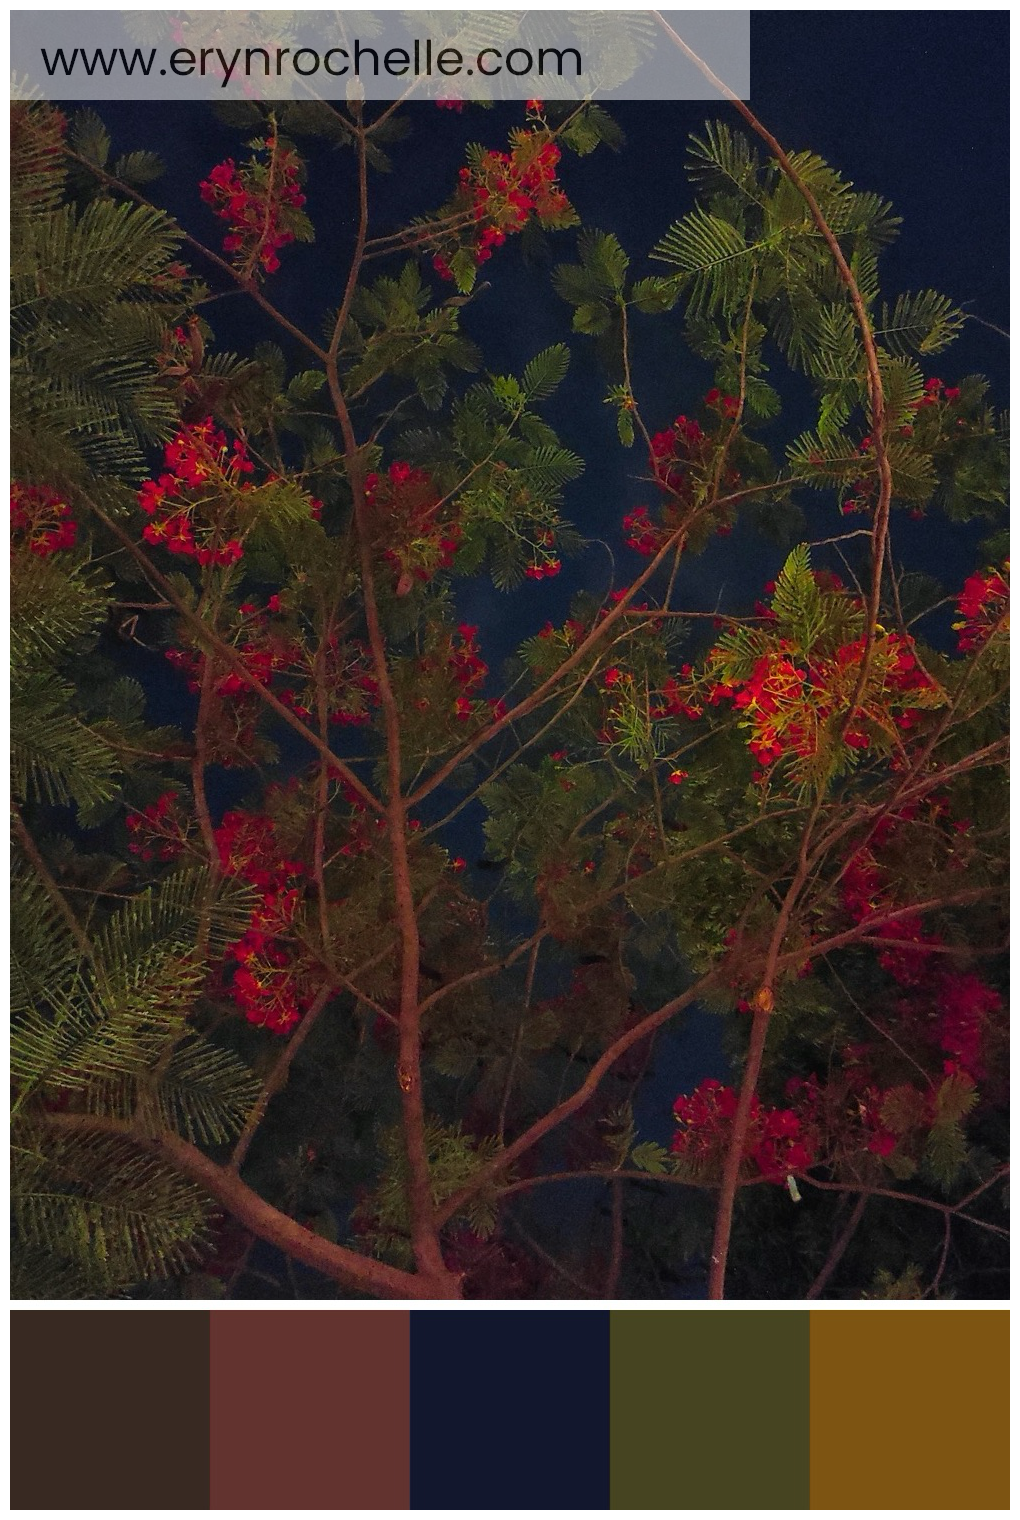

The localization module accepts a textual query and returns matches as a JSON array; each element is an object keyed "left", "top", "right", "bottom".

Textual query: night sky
[
  {"left": 72, "top": 11, "right": 1009, "bottom": 1292},
  {"left": 92, "top": 11, "right": 1010, "bottom": 671}
]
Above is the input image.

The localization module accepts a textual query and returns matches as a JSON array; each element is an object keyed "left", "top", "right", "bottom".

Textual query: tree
[{"left": 10, "top": 69, "right": 1008, "bottom": 1301}]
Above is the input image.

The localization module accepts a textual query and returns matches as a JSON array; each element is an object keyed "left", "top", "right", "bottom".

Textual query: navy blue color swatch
[{"left": 410, "top": 1310, "right": 609, "bottom": 1509}]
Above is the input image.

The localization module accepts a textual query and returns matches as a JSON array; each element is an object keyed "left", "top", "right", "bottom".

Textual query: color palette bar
[{"left": 10, "top": 1310, "right": 1008, "bottom": 1510}]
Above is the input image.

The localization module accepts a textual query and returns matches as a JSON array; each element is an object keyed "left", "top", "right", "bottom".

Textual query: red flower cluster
[
  {"left": 125, "top": 791, "right": 187, "bottom": 862},
  {"left": 138, "top": 418, "right": 252, "bottom": 566},
  {"left": 622, "top": 506, "right": 659, "bottom": 557},
  {"left": 650, "top": 675, "right": 702, "bottom": 722},
  {"left": 841, "top": 809, "right": 1001, "bottom": 1079},
  {"left": 167, "top": 607, "right": 381, "bottom": 751},
  {"left": 321, "top": 635, "right": 381, "bottom": 727},
  {"left": 935, "top": 973, "right": 1001, "bottom": 1076},
  {"left": 10, "top": 483, "right": 77, "bottom": 558},
  {"left": 787, "top": 1065, "right": 904, "bottom": 1161},
  {"left": 200, "top": 137, "right": 307, "bottom": 275},
  {"left": 622, "top": 393, "right": 743, "bottom": 552},
  {"left": 704, "top": 388, "right": 740, "bottom": 417},
  {"left": 364, "top": 461, "right": 461, "bottom": 592},
  {"left": 214, "top": 809, "right": 310, "bottom": 1034},
  {"left": 911, "top": 376, "right": 961, "bottom": 411},
  {"left": 649, "top": 411, "right": 708, "bottom": 495},
  {"left": 414, "top": 623, "right": 491, "bottom": 723},
  {"left": 670, "top": 1078, "right": 816, "bottom": 1180},
  {"left": 432, "top": 135, "right": 573, "bottom": 282},
  {"left": 952, "top": 566, "right": 1009, "bottom": 652},
  {"left": 448, "top": 623, "right": 488, "bottom": 692},
  {"left": 730, "top": 649, "right": 810, "bottom": 766},
  {"left": 706, "top": 582, "right": 938, "bottom": 777}
]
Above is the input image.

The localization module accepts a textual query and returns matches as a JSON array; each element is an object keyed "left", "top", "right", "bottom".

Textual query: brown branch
[
  {"left": 311, "top": 613, "right": 334, "bottom": 958},
  {"left": 229, "top": 983, "right": 334, "bottom": 1171},
  {"left": 320, "top": 147, "right": 455, "bottom": 1292},
  {"left": 651, "top": 20, "right": 999, "bottom": 1300},
  {"left": 408, "top": 516, "right": 697, "bottom": 806},
  {"left": 497, "top": 936, "right": 542, "bottom": 1144},
  {"left": 707, "top": 1003, "right": 772, "bottom": 1298},
  {"left": 418, "top": 928, "right": 546, "bottom": 1018},
  {"left": 924, "top": 1213, "right": 954, "bottom": 1298},
  {"left": 406, "top": 470, "right": 781, "bottom": 811},
  {"left": 505, "top": 1212, "right": 598, "bottom": 1299},
  {"left": 11, "top": 804, "right": 94, "bottom": 962},
  {"left": 605, "top": 1177, "right": 625, "bottom": 1298},
  {"left": 654, "top": 13, "right": 894, "bottom": 641},
  {"left": 191, "top": 649, "right": 220, "bottom": 876},
  {"left": 40, "top": 1110, "right": 461, "bottom": 1298},
  {"left": 328, "top": 113, "right": 370, "bottom": 364},
  {"left": 435, "top": 971, "right": 717, "bottom": 1228},
  {"left": 707, "top": 872, "right": 998, "bottom": 1302},
  {"left": 793, "top": 887, "right": 1000, "bottom": 965},
  {"left": 496, "top": 1167, "right": 773, "bottom": 1200},
  {"left": 797, "top": 1172, "right": 1010, "bottom": 1242},
  {"left": 806, "top": 1193, "right": 868, "bottom": 1299}
]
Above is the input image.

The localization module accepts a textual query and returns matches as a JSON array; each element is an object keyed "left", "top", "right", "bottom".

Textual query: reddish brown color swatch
[{"left": 209, "top": 1309, "right": 410, "bottom": 1509}]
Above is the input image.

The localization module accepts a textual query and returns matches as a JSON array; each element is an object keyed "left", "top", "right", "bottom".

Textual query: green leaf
[
  {"left": 686, "top": 120, "right": 762, "bottom": 201},
  {"left": 770, "top": 544, "right": 824, "bottom": 647},
  {"left": 573, "top": 301, "right": 611, "bottom": 335},
  {"left": 286, "top": 369, "right": 325, "bottom": 402},
  {"left": 449, "top": 246, "right": 477, "bottom": 295},
  {"left": 69, "top": 109, "right": 110, "bottom": 169},
  {"left": 934, "top": 1071, "right": 979, "bottom": 1125},
  {"left": 651, "top": 208, "right": 753, "bottom": 317},
  {"left": 630, "top": 275, "right": 679, "bottom": 314},
  {"left": 878, "top": 290, "right": 965, "bottom": 357},
  {"left": 522, "top": 344, "right": 570, "bottom": 401},
  {"left": 924, "top": 1118, "right": 968, "bottom": 1190},
  {"left": 631, "top": 1140, "right": 669, "bottom": 1175},
  {"left": 112, "top": 150, "right": 165, "bottom": 186}
]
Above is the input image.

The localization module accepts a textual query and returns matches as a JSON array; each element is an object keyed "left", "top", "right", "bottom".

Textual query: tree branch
[
  {"left": 806, "top": 1193, "right": 868, "bottom": 1299},
  {"left": 41, "top": 1110, "right": 461, "bottom": 1299},
  {"left": 435, "top": 971, "right": 717, "bottom": 1227},
  {"left": 11, "top": 804, "right": 94, "bottom": 962}
]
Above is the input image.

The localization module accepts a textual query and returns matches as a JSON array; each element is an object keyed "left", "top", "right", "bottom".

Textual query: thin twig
[
  {"left": 806, "top": 1194, "right": 868, "bottom": 1299},
  {"left": 11, "top": 805, "right": 94, "bottom": 962}
]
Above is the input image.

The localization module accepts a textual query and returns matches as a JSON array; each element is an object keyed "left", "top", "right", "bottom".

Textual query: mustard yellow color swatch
[{"left": 809, "top": 1310, "right": 1009, "bottom": 1509}]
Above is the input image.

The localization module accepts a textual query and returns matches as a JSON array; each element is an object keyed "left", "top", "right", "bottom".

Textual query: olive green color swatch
[{"left": 609, "top": 1309, "right": 811, "bottom": 1509}]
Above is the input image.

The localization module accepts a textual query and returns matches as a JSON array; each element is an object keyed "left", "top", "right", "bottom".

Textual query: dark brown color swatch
[
  {"left": 10, "top": 1309, "right": 211, "bottom": 1510},
  {"left": 209, "top": 1309, "right": 410, "bottom": 1509},
  {"left": 810, "top": 1309, "right": 1010, "bottom": 1509}
]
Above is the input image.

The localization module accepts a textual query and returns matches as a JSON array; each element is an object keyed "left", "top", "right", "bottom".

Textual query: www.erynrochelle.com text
[{"left": 40, "top": 39, "right": 584, "bottom": 87}]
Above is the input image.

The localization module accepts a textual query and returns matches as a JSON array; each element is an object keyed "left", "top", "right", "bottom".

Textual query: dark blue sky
[{"left": 92, "top": 10, "right": 1009, "bottom": 680}]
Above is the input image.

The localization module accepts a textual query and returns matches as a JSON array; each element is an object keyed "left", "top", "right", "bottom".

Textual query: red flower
[
  {"left": 953, "top": 566, "right": 1009, "bottom": 652},
  {"left": 200, "top": 141, "right": 306, "bottom": 278},
  {"left": 10, "top": 484, "right": 77, "bottom": 558},
  {"left": 429, "top": 131, "right": 575, "bottom": 278}
]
